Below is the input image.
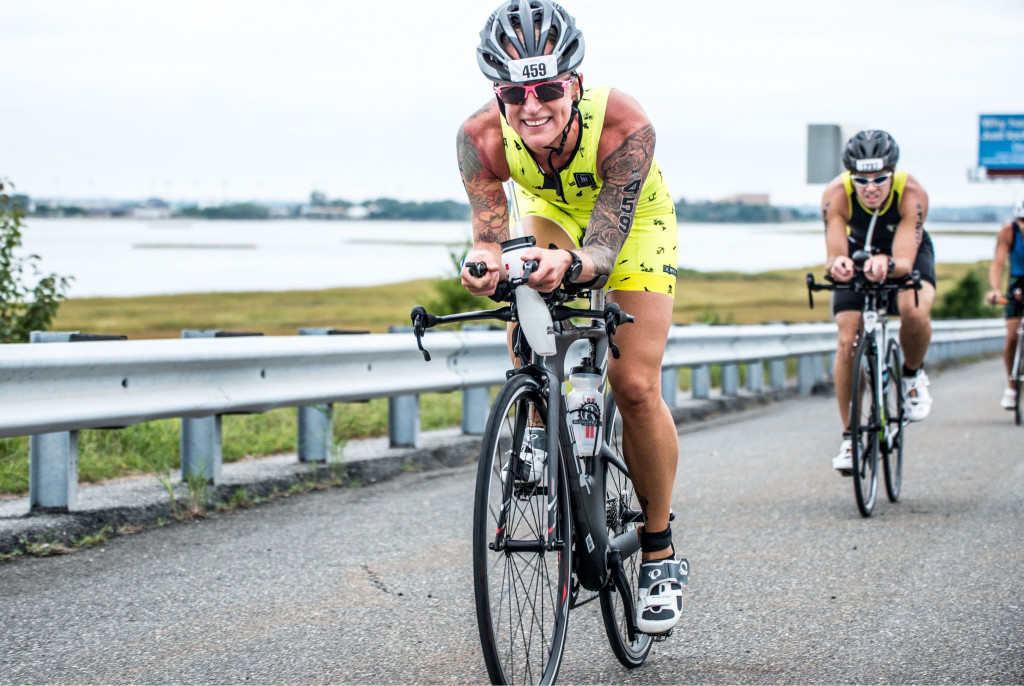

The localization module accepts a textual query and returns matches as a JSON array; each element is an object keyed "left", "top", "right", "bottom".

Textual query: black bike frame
[{"left": 413, "top": 289, "right": 645, "bottom": 635}]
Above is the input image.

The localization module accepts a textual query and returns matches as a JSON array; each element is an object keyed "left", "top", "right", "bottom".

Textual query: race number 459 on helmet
[
  {"left": 842, "top": 130, "right": 900, "bottom": 173},
  {"left": 477, "top": 0, "right": 585, "bottom": 83}
]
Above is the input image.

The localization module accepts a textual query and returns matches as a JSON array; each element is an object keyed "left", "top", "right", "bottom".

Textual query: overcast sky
[{"left": 4, "top": 0, "right": 1023, "bottom": 209}]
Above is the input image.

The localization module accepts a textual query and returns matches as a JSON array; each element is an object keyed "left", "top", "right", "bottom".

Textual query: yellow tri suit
[{"left": 499, "top": 85, "right": 678, "bottom": 295}]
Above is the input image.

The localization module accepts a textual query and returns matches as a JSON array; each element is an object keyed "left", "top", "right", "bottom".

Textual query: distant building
[
  {"left": 718, "top": 193, "right": 770, "bottom": 206},
  {"left": 131, "top": 198, "right": 172, "bottom": 220},
  {"left": 301, "top": 204, "right": 350, "bottom": 219}
]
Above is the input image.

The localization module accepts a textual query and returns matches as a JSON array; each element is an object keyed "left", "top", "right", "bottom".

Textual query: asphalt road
[{"left": 1, "top": 357, "right": 1021, "bottom": 684}]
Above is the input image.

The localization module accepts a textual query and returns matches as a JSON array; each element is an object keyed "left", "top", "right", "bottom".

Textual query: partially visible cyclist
[
  {"left": 456, "top": 0, "right": 684, "bottom": 634},
  {"left": 985, "top": 199, "right": 1024, "bottom": 409},
  {"left": 820, "top": 130, "right": 937, "bottom": 473}
]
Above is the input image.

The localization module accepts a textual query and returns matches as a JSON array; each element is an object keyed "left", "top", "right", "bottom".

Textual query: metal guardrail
[{"left": 0, "top": 319, "right": 1005, "bottom": 510}]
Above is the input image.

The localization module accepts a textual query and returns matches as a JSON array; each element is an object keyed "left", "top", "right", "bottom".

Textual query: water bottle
[
  {"left": 501, "top": 237, "right": 556, "bottom": 356},
  {"left": 567, "top": 364, "right": 603, "bottom": 456}
]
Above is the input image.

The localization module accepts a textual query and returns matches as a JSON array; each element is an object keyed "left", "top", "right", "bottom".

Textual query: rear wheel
[
  {"left": 598, "top": 397, "right": 653, "bottom": 668},
  {"left": 473, "top": 374, "right": 571, "bottom": 685},
  {"left": 849, "top": 338, "right": 879, "bottom": 517},
  {"left": 882, "top": 340, "right": 905, "bottom": 502}
]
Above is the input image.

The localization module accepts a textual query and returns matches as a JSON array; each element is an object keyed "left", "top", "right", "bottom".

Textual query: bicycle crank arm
[{"left": 608, "top": 527, "right": 642, "bottom": 559}]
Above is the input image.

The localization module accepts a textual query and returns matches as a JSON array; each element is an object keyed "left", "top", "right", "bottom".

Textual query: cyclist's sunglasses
[
  {"left": 493, "top": 75, "right": 577, "bottom": 105},
  {"left": 851, "top": 172, "right": 893, "bottom": 187}
]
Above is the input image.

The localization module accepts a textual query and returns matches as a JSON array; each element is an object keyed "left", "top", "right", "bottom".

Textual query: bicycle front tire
[
  {"left": 882, "top": 339, "right": 905, "bottom": 503},
  {"left": 598, "top": 396, "right": 653, "bottom": 668},
  {"left": 473, "top": 374, "right": 572, "bottom": 686},
  {"left": 1014, "top": 334, "right": 1024, "bottom": 426},
  {"left": 849, "top": 338, "right": 880, "bottom": 517}
]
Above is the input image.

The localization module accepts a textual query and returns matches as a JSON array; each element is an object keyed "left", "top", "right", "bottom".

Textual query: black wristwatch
[{"left": 563, "top": 250, "right": 583, "bottom": 284}]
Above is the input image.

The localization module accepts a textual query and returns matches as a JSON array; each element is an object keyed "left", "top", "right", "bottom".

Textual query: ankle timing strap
[{"left": 640, "top": 525, "right": 673, "bottom": 553}]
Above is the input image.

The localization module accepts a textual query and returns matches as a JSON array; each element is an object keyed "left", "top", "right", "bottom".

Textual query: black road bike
[
  {"left": 807, "top": 249, "right": 921, "bottom": 517},
  {"left": 412, "top": 239, "right": 679, "bottom": 684}
]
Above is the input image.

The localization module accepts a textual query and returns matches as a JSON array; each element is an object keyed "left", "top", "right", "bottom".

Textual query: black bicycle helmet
[
  {"left": 842, "top": 130, "right": 900, "bottom": 173},
  {"left": 477, "top": 0, "right": 585, "bottom": 83}
]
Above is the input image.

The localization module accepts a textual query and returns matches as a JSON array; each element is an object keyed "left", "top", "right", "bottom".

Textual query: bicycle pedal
[{"left": 653, "top": 629, "right": 673, "bottom": 642}]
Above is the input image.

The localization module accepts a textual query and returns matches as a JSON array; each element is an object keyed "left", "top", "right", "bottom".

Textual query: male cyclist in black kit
[{"left": 820, "top": 130, "right": 936, "bottom": 473}]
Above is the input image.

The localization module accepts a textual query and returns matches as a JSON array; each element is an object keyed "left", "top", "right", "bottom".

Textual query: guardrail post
[
  {"left": 28, "top": 331, "right": 126, "bottom": 511},
  {"left": 661, "top": 367, "right": 679, "bottom": 406},
  {"left": 461, "top": 325, "right": 491, "bottom": 435},
  {"left": 721, "top": 363, "right": 739, "bottom": 396},
  {"left": 296, "top": 328, "right": 369, "bottom": 461},
  {"left": 746, "top": 361, "right": 764, "bottom": 392},
  {"left": 388, "top": 326, "right": 420, "bottom": 447},
  {"left": 769, "top": 359, "right": 787, "bottom": 390},
  {"left": 691, "top": 364, "right": 711, "bottom": 399},
  {"left": 180, "top": 330, "right": 262, "bottom": 482},
  {"left": 797, "top": 355, "right": 816, "bottom": 396}
]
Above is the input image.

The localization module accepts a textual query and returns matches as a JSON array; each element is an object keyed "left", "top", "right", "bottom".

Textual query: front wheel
[
  {"left": 473, "top": 374, "right": 572, "bottom": 686},
  {"left": 882, "top": 339, "right": 905, "bottom": 503},
  {"left": 1014, "top": 334, "right": 1024, "bottom": 426},
  {"left": 598, "top": 397, "right": 653, "bottom": 668},
  {"left": 849, "top": 338, "right": 879, "bottom": 517}
]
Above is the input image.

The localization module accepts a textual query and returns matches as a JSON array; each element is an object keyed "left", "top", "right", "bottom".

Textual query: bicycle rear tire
[
  {"left": 882, "top": 339, "right": 905, "bottom": 503},
  {"left": 473, "top": 374, "right": 572, "bottom": 686},
  {"left": 598, "top": 397, "right": 653, "bottom": 668},
  {"left": 849, "top": 338, "right": 879, "bottom": 517}
]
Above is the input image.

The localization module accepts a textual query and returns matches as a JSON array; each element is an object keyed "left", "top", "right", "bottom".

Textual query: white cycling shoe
[
  {"left": 636, "top": 556, "right": 688, "bottom": 635},
  {"left": 902, "top": 369, "right": 932, "bottom": 422},
  {"left": 501, "top": 427, "right": 547, "bottom": 486},
  {"left": 1001, "top": 388, "right": 1017, "bottom": 410},
  {"left": 832, "top": 436, "right": 853, "bottom": 475}
]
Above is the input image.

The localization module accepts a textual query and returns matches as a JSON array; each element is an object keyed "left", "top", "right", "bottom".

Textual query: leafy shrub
[{"left": 0, "top": 180, "right": 73, "bottom": 342}]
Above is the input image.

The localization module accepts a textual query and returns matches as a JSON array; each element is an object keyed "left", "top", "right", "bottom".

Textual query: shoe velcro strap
[{"left": 639, "top": 558, "right": 689, "bottom": 589}]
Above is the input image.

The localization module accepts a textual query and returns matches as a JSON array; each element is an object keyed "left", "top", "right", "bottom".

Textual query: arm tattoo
[
  {"left": 914, "top": 203, "right": 924, "bottom": 246},
  {"left": 457, "top": 123, "right": 508, "bottom": 245},
  {"left": 821, "top": 201, "right": 830, "bottom": 234},
  {"left": 584, "top": 124, "right": 655, "bottom": 275}
]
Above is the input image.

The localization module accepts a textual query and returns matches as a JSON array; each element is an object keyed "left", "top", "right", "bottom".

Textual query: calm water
[{"left": 19, "top": 217, "right": 998, "bottom": 298}]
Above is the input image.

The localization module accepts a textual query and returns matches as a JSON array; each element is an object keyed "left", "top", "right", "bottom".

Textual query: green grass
[{"left": 0, "top": 261, "right": 994, "bottom": 496}]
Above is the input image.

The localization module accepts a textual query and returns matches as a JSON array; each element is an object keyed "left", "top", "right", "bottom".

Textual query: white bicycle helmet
[
  {"left": 477, "top": 1, "right": 585, "bottom": 84},
  {"left": 1014, "top": 199, "right": 1024, "bottom": 219}
]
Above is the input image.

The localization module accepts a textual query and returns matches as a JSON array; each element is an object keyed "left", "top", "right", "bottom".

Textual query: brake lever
[
  {"left": 464, "top": 261, "right": 487, "bottom": 278},
  {"left": 521, "top": 260, "right": 539, "bottom": 282},
  {"left": 604, "top": 302, "right": 633, "bottom": 359},
  {"left": 806, "top": 273, "right": 815, "bottom": 309},
  {"left": 409, "top": 306, "right": 437, "bottom": 361}
]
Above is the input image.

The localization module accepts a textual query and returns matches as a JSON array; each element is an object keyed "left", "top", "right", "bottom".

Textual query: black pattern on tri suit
[{"left": 832, "top": 176, "right": 936, "bottom": 315}]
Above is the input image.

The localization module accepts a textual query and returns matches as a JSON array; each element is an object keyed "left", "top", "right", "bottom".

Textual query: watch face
[{"left": 567, "top": 252, "right": 582, "bottom": 282}]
